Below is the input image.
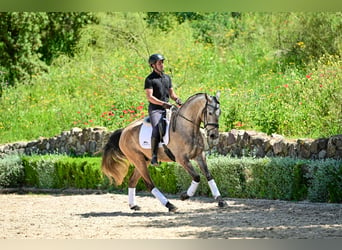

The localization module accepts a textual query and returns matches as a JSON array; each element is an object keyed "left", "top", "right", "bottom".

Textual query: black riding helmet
[{"left": 148, "top": 54, "right": 165, "bottom": 66}]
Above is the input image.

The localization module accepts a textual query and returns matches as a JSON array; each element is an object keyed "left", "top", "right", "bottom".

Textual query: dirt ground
[{"left": 0, "top": 191, "right": 341, "bottom": 239}]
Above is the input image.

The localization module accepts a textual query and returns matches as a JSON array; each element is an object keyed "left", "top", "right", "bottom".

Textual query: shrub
[
  {"left": 22, "top": 155, "right": 107, "bottom": 189},
  {"left": 2, "top": 154, "right": 341, "bottom": 203},
  {"left": 306, "top": 159, "right": 342, "bottom": 203},
  {"left": 0, "top": 154, "right": 24, "bottom": 188},
  {"left": 54, "top": 157, "right": 106, "bottom": 189},
  {"left": 22, "top": 155, "right": 63, "bottom": 188}
]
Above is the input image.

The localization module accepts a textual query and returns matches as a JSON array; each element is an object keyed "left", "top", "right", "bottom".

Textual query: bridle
[
  {"left": 203, "top": 96, "right": 220, "bottom": 132},
  {"left": 175, "top": 94, "right": 220, "bottom": 132}
]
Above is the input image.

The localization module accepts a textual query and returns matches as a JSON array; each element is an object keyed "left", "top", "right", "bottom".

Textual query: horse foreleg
[
  {"left": 195, "top": 153, "right": 227, "bottom": 208},
  {"left": 178, "top": 157, "right": 201, "bottom": 201}
]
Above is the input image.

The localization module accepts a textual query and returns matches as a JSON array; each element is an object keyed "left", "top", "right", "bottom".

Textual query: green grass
[{"left": 0, "top": 12, "right": 341, "bottom": 144}]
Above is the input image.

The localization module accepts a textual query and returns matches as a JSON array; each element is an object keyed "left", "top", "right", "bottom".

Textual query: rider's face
[{"left": 153, "top": 60, "right": 164, "bottom": 73}]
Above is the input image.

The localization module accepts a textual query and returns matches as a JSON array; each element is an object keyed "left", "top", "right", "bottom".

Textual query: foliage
[
  {"left": 0, "top": 12, "right": 341, "bottom": 144},
  {"left": 22, "top": 155, "right": 62, "bottom": 188},
  {"left": 21, "top": 155, "right": 106, "bottom": 189},
  {"left": 54, "top": 157, "right": 106, "bottom": 189},
  {"left": 0, "top": 13, "right": 49, "bottom": 85},
  {"left": 1, "top": 154, "right": 341, "bottom": 203},
  {"left": 0, "top": 154, "right": 24, "bottom": 188},
  {"left": 0, "top": 12, "right": 98, "bottom": 85},
  {"left": 306, "top": 159, "right": 342, "bottom": 202}
]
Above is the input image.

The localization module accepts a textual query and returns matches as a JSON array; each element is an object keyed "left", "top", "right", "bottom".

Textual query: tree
[{"left": 0, "top": 12, "right": 97, "bottom": 85}]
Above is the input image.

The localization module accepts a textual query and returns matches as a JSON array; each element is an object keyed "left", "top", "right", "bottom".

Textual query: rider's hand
[
  {"left": 175, "top": 98, "right": 183, "bottom": 106},
  {"left": 162, "top": 102, "right": 172, "bottom": 109}
]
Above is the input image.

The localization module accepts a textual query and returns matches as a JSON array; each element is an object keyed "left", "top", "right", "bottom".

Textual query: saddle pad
[{"left": 139, "top": 119, "right": 170, "bottom": 149}]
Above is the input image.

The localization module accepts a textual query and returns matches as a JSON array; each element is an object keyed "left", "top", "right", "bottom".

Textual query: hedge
[{"left": 0, "top": 154, "right": 341, "bottom": 203}]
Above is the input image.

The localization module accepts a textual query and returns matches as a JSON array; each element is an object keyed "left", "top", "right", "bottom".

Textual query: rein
[{"left": 172, "top": 94, "right": 220, "bottom": 132}]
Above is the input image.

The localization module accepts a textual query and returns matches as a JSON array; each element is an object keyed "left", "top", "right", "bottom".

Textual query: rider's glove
[
  {"left": 162, "top": 102, "right": 172, "bottom": 109},
  {"left": 175, "top": 98, "right": 183, "bottom": 106}
]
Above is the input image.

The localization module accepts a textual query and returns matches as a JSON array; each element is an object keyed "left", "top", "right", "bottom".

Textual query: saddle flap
[{"left": 139, "top": 118, "right": 170, "bottom": 149}]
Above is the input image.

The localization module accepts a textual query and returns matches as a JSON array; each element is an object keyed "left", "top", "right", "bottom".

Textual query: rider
[{"left": 144, "top": 53, "right": 182, "bottom": 166}]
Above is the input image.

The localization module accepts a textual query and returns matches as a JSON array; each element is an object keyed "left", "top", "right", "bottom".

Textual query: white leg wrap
[
  {"left": 208, "top": 179, "right": 221, "bottom": 199},
  {"left": 151, "top": 187, "right": 168, "bottom": 206},
  {"left": 128, "top": 188, "right": 136, "bottom": 208},
  {"left": 187, "top": 180, "right": 200, "bottom": 197}
]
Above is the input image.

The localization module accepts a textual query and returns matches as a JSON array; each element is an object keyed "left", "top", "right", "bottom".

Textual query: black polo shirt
[{"left": 144, "top": 71, "right": 172, "bottom": 110}]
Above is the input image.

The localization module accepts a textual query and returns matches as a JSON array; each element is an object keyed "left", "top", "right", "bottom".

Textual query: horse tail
[{"left": 101, "top": 128, "right": 130, "bottom": 186}]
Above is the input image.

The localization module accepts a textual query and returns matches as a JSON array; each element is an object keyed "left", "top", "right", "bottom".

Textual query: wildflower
[
  {"left": 296, "top": 41, "right": 305, "bottom": 48},
  {"left": 235, "top": 121, "right": 244, "bottom": 127},
  {"left": 283, "top": 84, "right": 289, "bottom": 88},
  {"left": 306, "top": 74, "right": 311, "bottom": 79}
]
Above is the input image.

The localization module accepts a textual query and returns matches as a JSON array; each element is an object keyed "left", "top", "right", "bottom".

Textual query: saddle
[{"left": 139, "top": 113, "right": 170, "bottom": 149}]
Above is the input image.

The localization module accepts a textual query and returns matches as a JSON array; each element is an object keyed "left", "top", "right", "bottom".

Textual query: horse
[{"left": 101, "top": 92, "right": 227, "bottom": 212}]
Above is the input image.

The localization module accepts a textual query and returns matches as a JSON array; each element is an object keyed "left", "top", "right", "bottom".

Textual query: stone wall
[
  {"left": 1, "top": 127, "right": 341, "bottom": 160},
  {"left": 0, "top": 127, "right": 110, "bottom": 158},
  {"left": 216, "top": 129, "right": 342, "bottom": 160}
]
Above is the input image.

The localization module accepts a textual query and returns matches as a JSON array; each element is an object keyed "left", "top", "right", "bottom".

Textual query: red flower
[{"left": 283, "top": 84, "right": 289, "bottom": 88}]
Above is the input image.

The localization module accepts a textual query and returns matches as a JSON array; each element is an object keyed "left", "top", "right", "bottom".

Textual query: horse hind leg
[
  {"left": 128, "top": 156, "right": 178, "bottom": 212},
  {"left": 128, "top": 168, "right": 142, "bottom": 211}
]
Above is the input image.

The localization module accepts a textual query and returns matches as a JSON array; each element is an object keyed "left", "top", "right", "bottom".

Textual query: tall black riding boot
[{"left": 150, "top": 136, "right": 159, "bottom": 166}]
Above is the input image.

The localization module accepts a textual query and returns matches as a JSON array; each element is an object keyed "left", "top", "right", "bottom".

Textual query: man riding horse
[
  {"left": 102, "top": 54, "right": 226, "bottom": 211},
  {"left": 144, "top": 53, "right": 182, "bottom": 166}
]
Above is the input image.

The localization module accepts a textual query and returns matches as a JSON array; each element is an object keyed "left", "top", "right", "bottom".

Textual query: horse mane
[
  {"left": 171, "top": 92, "right": 207, "bottom": 132},
  {"left": 180, "top": 92, "right": 206, "bottom": 110}
]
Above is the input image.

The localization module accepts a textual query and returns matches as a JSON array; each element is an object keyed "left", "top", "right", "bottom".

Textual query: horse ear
[{"left": 215, "top": 91, "right": 221, "bottom": 101}]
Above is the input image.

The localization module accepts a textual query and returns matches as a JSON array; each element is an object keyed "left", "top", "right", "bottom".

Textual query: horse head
[{"left": 203, "top": 91, "right": 221, "bottom": 142}]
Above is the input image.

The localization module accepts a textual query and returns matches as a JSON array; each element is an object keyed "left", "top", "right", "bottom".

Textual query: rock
[{"left": 0, "top": 129, "right": 341, "bottom": 159}]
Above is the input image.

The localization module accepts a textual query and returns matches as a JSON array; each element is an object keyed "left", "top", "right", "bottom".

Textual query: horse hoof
[
  {"left": 218, "top": 200, "right": 227, "bottom": 208},
  {"left": 130, "top": 205, "right": 141, "bottom": 211},
  {"left": 166, "top": 202, "right": 178, "bottom": 212},
  {"left": 180, "top": 192, "right": 190, "bottom": 201}
]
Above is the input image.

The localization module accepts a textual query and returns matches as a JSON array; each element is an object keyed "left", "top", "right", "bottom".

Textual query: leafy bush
[
  {"left": 2, "top": 154, "right": 341, "bottom": 203},
  {"left": 54, "top": 157, "right": 106, "bottom": 189},
  {"left": 306, "top": 159, "right": 342, "bottom": 203},
  {"left": 0, "top": 12, "right": 98, "bottom": 84},
  {"left": 22, "top": 155, "right": 63, "bottom": 188},
  {"left": 174, "top": 155, "right": 342, "bottom": 203},
  {"left": 0, "top": 154, "right": 24, "bottom": 188},
  {"left": 21, "top": 155, "right": 107, "bottom": 189}
]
